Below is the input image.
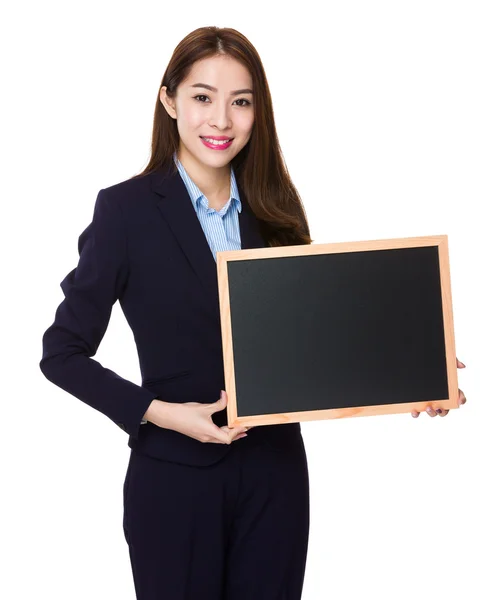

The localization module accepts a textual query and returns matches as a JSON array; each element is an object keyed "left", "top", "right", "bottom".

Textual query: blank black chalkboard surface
[{"left": 216, "top": 235, "right": 459, "bottom": 428}]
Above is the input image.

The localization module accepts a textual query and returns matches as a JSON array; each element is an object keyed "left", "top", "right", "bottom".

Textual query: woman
[
  {"left": 40, "top": 26, "right": 312, "bottom": 599},
  {"left": 40, "top": 25, "right": 467, "bottom": 600}
]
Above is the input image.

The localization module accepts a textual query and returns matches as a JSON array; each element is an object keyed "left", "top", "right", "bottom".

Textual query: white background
[{"left": 2, "top": 1, "right": 503, "bottom": 598}]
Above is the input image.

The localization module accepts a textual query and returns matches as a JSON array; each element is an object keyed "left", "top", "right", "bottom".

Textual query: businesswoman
[{"left": 40, "top": 25, "right": 467, "bottom": 600}]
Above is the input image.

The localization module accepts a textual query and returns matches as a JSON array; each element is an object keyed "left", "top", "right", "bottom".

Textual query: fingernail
[
  {"left": 436, "top": 409, "right": 442, "bottom": 414},
  {"left": 460, "top": 362, "right": 466, "bottom": 368}
]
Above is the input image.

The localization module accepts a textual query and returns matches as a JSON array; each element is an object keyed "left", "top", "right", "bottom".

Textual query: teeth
[{"left": 202, "top": 137, "right": 231, "bottom": 145}]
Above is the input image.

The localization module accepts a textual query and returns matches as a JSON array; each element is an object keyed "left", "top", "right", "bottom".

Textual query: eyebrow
[{"left": 190, "top": 83, "right": 254, "bottom": 95}]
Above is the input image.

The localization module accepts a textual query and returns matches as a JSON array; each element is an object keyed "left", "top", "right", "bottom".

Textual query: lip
[
  {"left": 200, "top": 136, "right": 234, "bottom": 150},
  {"left": 200, "top": 135, "right": 233, "bottom": 140}
]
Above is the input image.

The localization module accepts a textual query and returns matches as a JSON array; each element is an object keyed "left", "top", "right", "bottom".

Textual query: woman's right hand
[{"left": 145, "top": 390, "right": 251, "bottom": 444}]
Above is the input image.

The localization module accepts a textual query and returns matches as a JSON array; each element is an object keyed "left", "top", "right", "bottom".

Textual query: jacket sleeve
[{"left": 39, "top": 189, "right": 158, "bottom": 440}]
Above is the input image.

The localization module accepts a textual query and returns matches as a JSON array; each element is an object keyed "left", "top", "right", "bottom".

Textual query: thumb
[{"left": 207, "top": 390, "right": 227, "bottom": 414}]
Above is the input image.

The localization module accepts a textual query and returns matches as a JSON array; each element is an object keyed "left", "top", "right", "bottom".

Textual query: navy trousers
[{"left": 122, "top": 429, "right": 310, "bottom": 599}]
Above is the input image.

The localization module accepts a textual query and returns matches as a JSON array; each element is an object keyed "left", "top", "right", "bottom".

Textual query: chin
[{"left": 200, "top": 150, "right": 239, "bottom": 165}]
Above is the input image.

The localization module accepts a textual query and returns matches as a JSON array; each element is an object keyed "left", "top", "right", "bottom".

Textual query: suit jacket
[{"left": 40, "top": 165, "right": 301, "bottom": 466}]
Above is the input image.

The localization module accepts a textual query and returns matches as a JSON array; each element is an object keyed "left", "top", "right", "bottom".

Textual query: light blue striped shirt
[
  {"left": 173, "top": 152, "right": 242, "bottom": 261},
  {"left": 140, "top": 153, "right": 243, "bottom": 424}
]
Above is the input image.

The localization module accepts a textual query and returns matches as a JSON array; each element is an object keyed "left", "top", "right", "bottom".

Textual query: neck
[{"left": 176, "top": 147, "right": 231, "bottom": 200}]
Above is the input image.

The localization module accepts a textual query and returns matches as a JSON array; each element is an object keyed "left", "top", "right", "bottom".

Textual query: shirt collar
[{"left": 173, "top": 151, "right": 242, "bottom": 213}]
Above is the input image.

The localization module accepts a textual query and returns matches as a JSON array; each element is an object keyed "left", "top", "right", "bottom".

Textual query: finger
[
  {"left": 456, "top": 358, "right": 466, "bottom": 368},
  {"left": 458, "top": 389, "right": 467, "bottom": 406},
  {"left": 411, "top": 410, "right": 420, "bottom": 418},
  {"left": 221, "top": 425, "right": 248, "bottom": 440},
  {"left": 208, "top": 423, "right": 233, "bottom": 444},
  {"left": 425, "top": 406, "right": 437, "bottom": 417},
  {"left": 222, "top": 424, "right": 248, "bottom": 433},
  {"left": 439, "top": 409, "right": 450, "bottom": 417}
]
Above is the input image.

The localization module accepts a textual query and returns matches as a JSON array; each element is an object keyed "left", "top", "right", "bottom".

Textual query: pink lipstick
[{"left": 200, "top": 136, "right": 234, "bottom": 150}]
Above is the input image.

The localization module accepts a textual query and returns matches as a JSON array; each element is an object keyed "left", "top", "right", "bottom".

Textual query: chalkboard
[{"left": 216, "top": 235, "right": 459, "bottom": 427}]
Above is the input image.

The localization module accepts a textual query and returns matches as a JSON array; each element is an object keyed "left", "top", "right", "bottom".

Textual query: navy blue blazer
[{"left": 40, "top": 166, "right": 301, "bottom": 466}]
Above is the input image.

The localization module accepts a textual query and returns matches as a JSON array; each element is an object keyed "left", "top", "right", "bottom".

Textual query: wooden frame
[{"left": 216, "top": 235, "right": 458, "bottom": 428}]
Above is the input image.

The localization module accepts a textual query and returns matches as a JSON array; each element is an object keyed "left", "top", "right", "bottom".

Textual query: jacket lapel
[{"left": 150, "top": 166, "right": 266, "bottom": 318}]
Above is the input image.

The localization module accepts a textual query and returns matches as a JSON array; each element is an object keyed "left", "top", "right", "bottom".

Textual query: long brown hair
[{"left": 133, "top": 26, "right": 313, "bottom": 247}]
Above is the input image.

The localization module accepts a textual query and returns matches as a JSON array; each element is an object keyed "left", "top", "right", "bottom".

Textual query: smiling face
[{"left": 160, "top": 54, "right": 255, "bottom": 173}]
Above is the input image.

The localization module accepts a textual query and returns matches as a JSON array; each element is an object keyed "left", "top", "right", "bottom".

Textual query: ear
[{"left": 159, "top": 86, "right": 177, "bottom": 119}]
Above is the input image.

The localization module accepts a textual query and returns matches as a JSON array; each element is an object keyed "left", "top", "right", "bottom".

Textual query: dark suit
[
  {"left": 40, "top": 164, "right": 310, "bottom": 599},
  {"left": 40, "top": 165, "right": 302, "bottom": 465}
]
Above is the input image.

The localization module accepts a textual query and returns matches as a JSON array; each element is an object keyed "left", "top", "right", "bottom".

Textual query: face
[{"left": 160, "top": 54, "right": 255, "bottom": 171}]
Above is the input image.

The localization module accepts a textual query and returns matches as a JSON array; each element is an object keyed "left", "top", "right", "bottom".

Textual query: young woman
[
  {"left": 40, "top": 25, "right": 467, "bottom": 600},
  {"left": 40, "top": 26, "right": 312, "bottom": 600}
]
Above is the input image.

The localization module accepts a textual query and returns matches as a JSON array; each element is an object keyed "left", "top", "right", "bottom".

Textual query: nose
[{"left": 208, "top": 99, "right": 232, "bottom": 131}]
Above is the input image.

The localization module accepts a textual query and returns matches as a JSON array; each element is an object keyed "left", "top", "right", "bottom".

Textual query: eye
[{"left": 192, "top": 95, "right": 252, "bottom": 107}]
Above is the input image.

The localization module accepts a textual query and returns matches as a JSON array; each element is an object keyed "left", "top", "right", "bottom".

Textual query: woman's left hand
[{"left": 411, "top": 358, "right": 467, "bottom": 418}]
